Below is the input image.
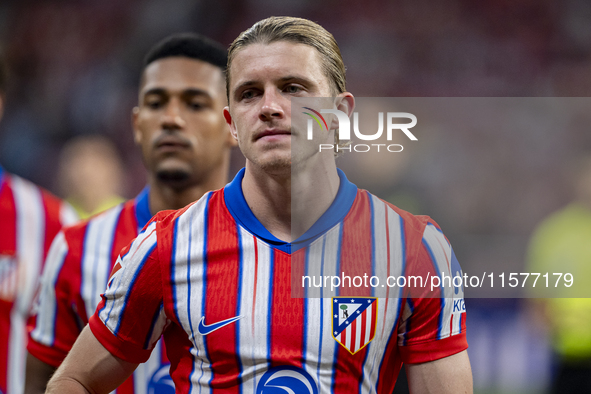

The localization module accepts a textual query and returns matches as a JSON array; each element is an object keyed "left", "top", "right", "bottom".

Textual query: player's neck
[
  {"left": 242, "top": 160, "right": 340, "bottom": 242},
  {"left": 147, "top": 171, "right": 227, "bottom": 215}
]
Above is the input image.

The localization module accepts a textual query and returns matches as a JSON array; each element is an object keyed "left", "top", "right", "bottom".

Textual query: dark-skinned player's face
[{"left": 133, "top": 57, "right": 234, "bottom": 188}]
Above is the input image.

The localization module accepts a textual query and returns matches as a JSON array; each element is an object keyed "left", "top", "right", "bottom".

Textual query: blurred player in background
[
  {"left": 46, "top": 17, "right": 472, "bottom": 394},
  {"left": 25, "top": 33, "right": 235, "bottom": 394},
  {"left": 56, "top": 135, "right": 126, "bottom": 219},
  {"left": 0, "top": 53, "right": 78, "bottom": 394},
  {"left": 527, "top": 155, "right": 591, "bottom": 393}
]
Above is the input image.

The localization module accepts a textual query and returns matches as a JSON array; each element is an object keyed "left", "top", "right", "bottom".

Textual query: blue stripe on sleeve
[
  {"left": 114, "top": 242, "right": 157, "bottom": 335},
  {"left": 422, "top": 239, "right": 444, "bottom": 340}
]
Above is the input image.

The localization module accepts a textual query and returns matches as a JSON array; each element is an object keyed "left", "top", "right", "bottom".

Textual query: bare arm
[
  {"left": 406, "top": 350, "right": 473, "bottom": 394},
  {"left": 25, "top": 354, "right": 56, "bottom": 394},
  {"left": 46, "top": 326, "right": 138, "bottom": 394}
]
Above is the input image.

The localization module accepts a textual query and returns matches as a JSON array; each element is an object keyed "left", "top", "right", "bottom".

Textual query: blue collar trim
[
  {"left": 0, "top": 166, "right": 4, "bottom": 190},
  {"left": 224, "top": 168, "right": 357, "bottom": 254},
  {"left": 134, "top": 187, "right": 152, "bottom": 229}
]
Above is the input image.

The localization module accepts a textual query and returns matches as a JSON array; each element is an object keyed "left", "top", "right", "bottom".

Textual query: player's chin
[
  {"left": 255, "top": 154, "right": 292, "bottom": 175},
  {"left": 155, "top": 162, "right": 193, "bottom": 188}
]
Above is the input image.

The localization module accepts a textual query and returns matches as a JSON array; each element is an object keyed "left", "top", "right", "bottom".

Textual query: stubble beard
[
  {"left": 155, "top": 168, "right": 192, "bottom": 190},
  {"left": 255, "top": 155, "right": 292, "bottom": 177}
]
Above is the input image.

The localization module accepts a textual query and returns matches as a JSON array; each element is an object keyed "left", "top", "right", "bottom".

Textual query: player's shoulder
[
  {"left": 363, "top": 189, "right": 443, "bottom": 238},
  {"left": 4, "top": 171, "right": 76, "bottom": 224},
  {"left": 60, "top": 199, "right": 132, "bottom": 240},
  {"left": 5, "top": 172, "right": 59, "bottom": 205},
  {"left": 151, "top": 189, "right": 222, "bottom": 233}
]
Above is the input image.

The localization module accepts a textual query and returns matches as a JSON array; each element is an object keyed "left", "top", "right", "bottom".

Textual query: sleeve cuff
[
  {"left": 89, "top": 314, "right": 152, "bottom": 364},
  {"left": 400, "top": 332, "right": 468, "bottom": 364}
]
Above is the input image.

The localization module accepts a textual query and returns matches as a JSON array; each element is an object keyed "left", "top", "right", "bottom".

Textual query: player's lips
[
  {"left": 255, "top": 129, "right": 291, "bottom": 140},
  {"left": 154, "top": 135, "right": 191, "bottom": 151}
]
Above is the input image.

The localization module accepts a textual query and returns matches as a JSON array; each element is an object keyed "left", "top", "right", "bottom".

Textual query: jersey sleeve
[
  {"left": 398, "top": 221, "right": 468, "bottom": 364},
  {"left": 28, "top": 230, "right": 84, "bottom": 367},
  {"left": 88, "top": 220, "right": 168, "bottom": 364}
]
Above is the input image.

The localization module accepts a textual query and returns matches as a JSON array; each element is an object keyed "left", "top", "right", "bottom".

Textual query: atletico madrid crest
[{"left": 332, "top": 297, "right": 378, "bottom": 355}]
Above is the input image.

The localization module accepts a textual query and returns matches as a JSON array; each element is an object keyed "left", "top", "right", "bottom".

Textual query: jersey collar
[
  {"left": 134, "top": 187, "right": 152, "bottom": 229},
  {"left": 224, "top": 168, "right": 358, "bottom": 253}
]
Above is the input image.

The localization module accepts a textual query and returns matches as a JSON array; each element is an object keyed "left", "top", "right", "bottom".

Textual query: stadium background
[{"left": 2, "top": 1, "right": 591, "bottom": 392}]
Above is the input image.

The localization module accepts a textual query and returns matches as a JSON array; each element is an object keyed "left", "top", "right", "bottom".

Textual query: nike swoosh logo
[{"left": 197, "top": 315, "right": 243, "bottom": 335}]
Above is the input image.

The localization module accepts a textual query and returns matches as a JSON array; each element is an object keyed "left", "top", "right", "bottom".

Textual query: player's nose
[
  {"left": 161, "top": 98, "right": 186, "bottom": 130},
  {"left": 258, "top": 89, "right": 285, "bottom": 121}
]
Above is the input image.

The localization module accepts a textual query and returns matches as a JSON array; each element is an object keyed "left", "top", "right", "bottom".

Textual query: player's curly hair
[
  {"left": 227, "top": 17, "right": 349, "bottom": 153},
  {"left": 143, "top": 33, "right": 227, "bottom": 71}
]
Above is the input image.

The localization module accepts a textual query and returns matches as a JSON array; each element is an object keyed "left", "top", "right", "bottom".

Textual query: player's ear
[
  {"left": 326, "top": 93, "right": 355, "bottom": 133},
  {"left": 223, "top": 106, "right": 239, "bottom": 142},
  {"left": 335, "top": 92, "right": 355, "bottom": 118},
  {"left": 132, "top": 107, "right": 142, "bottom": 145}
]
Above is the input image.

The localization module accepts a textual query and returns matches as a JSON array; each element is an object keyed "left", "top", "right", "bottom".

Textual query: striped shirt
[
  {"left": 89, "top": 168, "right": 467, "bottom": 394},
  {"left": 28, "top": 188, "right": 170, "bottom": 394},
  {"left": 0, "top": 166, "right": 77, "bottom": 394}
]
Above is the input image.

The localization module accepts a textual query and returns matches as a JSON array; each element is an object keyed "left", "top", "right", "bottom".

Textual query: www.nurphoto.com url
[{"left": 300, "top": 272, "right": 574, "bottom": 292}]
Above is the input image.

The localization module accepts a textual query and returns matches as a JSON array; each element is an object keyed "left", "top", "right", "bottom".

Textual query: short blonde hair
[{"left": 227, "top": 16, "right": 346, "bottom": 98}]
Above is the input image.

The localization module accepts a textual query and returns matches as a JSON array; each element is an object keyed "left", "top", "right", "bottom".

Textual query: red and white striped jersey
[
  {"left": 28, "top": 188, "right": 170, "bottom": 394},
  {"left": 89, "top": 169, "right": 467, "bottom": 394},
  {"left": 0, "top": 166, "right": 77, "bottom": 394}
]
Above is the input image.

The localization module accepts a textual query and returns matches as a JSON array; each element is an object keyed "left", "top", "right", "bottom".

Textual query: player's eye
[
  {"left": 284, "top": 85, "right": 302, "bottom": 94},
  {"left": 145, "top": 96, "right": 164, "bottom": 109},
  {"left": 184, "top": 92, "right": 211, "bottom": 110},
  {"left": 241, "top": 91, "right": 254, "bottom": 100},
  {"left": 188, "top": 100, "right": 205, "bottom": 110}
]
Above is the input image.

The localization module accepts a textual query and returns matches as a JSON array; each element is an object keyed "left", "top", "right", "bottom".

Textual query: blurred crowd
[{"left": 2, "top": 1, "right": 591, "bottom": 393}]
